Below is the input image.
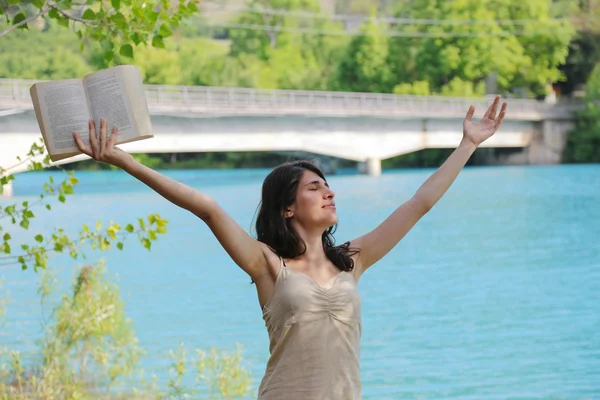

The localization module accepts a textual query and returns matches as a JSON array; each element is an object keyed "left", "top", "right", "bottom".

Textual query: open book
[{"left": 30, "top": 65, "right": 154, "bottom": 162}]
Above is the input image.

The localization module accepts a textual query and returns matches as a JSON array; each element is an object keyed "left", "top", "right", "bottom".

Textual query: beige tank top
[{"left": 258, "top": 256, "right": 362, "bottom": 400}]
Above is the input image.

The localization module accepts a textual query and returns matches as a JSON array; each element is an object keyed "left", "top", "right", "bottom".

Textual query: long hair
[{"left": 254, "top": 160, "right": 359, "bottom": 279}]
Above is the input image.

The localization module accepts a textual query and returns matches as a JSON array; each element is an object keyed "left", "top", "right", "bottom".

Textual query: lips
[{"left": 322, "top": 203, "right": 336, "bottom": 208}]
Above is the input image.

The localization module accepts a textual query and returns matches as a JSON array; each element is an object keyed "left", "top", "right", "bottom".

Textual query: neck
[{"left": 290, "top": 222, "right": 328, "bottom": 264}]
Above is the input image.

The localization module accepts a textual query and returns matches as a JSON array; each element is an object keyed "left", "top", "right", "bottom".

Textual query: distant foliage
[{"left": 562, "top": 64, "right": 600, "bottom": 163}]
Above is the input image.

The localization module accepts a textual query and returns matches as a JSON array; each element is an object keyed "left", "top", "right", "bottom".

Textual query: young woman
[{"left": 73, "top": 96, "right": 507, "bottom": 399}]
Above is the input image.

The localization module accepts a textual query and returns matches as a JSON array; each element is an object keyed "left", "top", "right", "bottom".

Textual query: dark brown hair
[{"left": 253, "top": 159, "right": 359, "bottom": 280}]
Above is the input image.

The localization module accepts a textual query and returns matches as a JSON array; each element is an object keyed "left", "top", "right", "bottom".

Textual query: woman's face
[{"left": 286, "top": 170, "right": 337, "bottom": 228}]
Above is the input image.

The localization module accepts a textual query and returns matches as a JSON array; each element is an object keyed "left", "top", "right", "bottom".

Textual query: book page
[
  {"left": 31, "top": 79, "right": 90, "bottom": 157},
  {"left": 119, "top": 66, "right": 153, "bottom": 141},
  {"left": 84, "top": 67, "right": 138, "bottom": 141}
]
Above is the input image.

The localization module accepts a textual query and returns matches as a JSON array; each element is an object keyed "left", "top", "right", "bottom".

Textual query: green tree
[
  {"left": 553, "top": 0, "right": 600, "bottom": 95},
  {"left": 229, "top": 0, "right": 325, "bottom": 60},
  {"left": 334, "top": 16, "right": 392, "bottom": 92},
  {"left": 0, "top": 0, "right": 200, "bottom": 64},
  {"left": 0, "top": 27, "right": 91, "bottom": 79},
  {"left": 228, "top": 0, "right": 347, "bottom": 90},
  {"left": 388, "top": 0, "right": 575, "bottom": 98},
  {"left": 562, "top": 63, "right": 600, "bottom": 163}
]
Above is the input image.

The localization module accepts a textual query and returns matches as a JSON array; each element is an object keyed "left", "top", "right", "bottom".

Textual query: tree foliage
[
  {"left": 0, "top": 0, "right": 200, "bottom": 64},
  {"left": 334, "top": 16, "right": 392, "bottom": 93},
  {"left": 387, "top": 0, "right": 575, "bottom": 97},
  {"left": 562, "top": 63, "right": 600, "bottom": 163}
]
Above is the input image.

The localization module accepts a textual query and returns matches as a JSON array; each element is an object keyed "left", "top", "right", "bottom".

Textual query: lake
[{"left": 1, "top": 164, "right": 599, "bottom": 399}]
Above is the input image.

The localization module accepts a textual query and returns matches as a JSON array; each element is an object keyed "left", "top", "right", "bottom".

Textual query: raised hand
[
  {"left": 462, "top": 96, "right": 508, "bottom": 147},
  {"left": 73, "top": 118, "right": 133, "bottom": 169}
]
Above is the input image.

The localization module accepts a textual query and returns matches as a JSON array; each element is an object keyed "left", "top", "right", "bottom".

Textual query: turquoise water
[{"left": 1, "top": 164, "right": 599, "bottom": 399}]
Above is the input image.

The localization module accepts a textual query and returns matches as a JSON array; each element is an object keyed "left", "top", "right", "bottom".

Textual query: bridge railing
[{"left": 0, "top": 78, "right": 578, "bottom": 119}]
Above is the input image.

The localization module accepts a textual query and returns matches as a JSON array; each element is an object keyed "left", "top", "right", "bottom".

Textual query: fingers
[
  {"left": 73, "top": 132, "right": 92, "bottom": 157},
  {"left": 79, "top": 118, "right": 116, "bottom": 160},
  {"left": 89, "top": 119, "right": 99, "bottom": 157},
  {"left": 465, "top": 105, "right": 475, "bottom": 121},
  {"left": 108, "top": 125, "right": 119, "bottom": 148},
  {"left": 99, "top": 118, "right": 108, "bottom": 158},
  {"left": 495, "top": 101, "right": 507, "bottom": 128},
  {"left": 483, "top": 95, "right": 500, "bottom": 119}
]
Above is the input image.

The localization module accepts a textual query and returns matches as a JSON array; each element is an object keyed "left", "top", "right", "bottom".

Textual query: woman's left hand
[{"left": 462, "top": 95, "right": 507, "bottom": 147}]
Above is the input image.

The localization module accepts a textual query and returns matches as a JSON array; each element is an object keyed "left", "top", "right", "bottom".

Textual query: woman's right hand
[{"left": 73, "top": 118, "right": 134, "bottom": 169}]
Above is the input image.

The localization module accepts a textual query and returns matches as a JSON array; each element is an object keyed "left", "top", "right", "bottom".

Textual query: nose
[{"left": 324, "top": 188, "right": 335, "bottom": 199}]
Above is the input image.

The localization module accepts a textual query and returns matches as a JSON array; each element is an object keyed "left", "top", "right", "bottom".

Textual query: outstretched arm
[
  {"left": 73, "top": 118, "right": 268, "bottom": 280},
  {"left": 350, "top": 96, "right": 508, "bottom": 276}
]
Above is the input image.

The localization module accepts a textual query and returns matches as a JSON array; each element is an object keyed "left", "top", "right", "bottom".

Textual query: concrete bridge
[{"left": 0, "top": 79, "right": 579, "bottom": 194}]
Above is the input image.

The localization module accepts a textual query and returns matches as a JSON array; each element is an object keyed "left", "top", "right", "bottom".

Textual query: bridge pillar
[
  {"left": 1, "top": 181, "right": 13, "bottom": 197},
  {"left": 364, "top": 157, "right": 381, "bottom": 176},
  {"left": 527, "top": 119, "right": 573, "bottom": 164}
]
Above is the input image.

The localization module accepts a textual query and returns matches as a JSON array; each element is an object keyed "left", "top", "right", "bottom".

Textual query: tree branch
[
  {"left": 1, "top": 154, "right": 39, "bottom": 177},
  {"left": 0, "top": 2, "right": 99, "bottom": 40},
  {"left": 0, "top": 7, "right": 49, "bottom": 39},
  {"left": 0, "top": 227, "right": 148, "bottom": 267},
  {"left": 49, "top": 5, "right": 94, "bottom": 25}
]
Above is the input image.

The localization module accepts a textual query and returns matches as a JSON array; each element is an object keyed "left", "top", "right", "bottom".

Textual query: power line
[
  {"left": 201, "top": 21, "right": 571, "bottom": 38},
  {"left": 201, "top": 4, "right": 593, "bottom": 26}
]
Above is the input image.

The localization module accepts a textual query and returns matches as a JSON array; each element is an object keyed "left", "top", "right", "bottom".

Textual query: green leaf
[
  {"left": 63, "top": 184, "right": 74, "bottom": 195},
  {"left": 46, "top": 204, "right": 51, "bottom": 210},
  {"left": 111, "top": 0, "right": 120, "bottom": 10},
  {"left": 138, "top": 218, "right": 146, "bottom": 230},
  {"left": 142, "top": 237, "right": 151, "bottom": 250},
  {"left": 131, "top": 32, "right": 141, "bottom": 45},
  {"left": 96, "top": 221, "right": 102, "bottom": 231},
  {"left": 119, "top": 44, "right": 134, "bottom": 58},
  {"left": 22, "top": 201, "right": 28, "bottom": 207},
  {"left": 48, "top": 8, "right": 59, "bottom": 19},
  {"left": 24, "top": 210, "right": 34, "bottom": 218},
  {"left": 125, "top": 224, "right": 134, "bottom": 233},
  {"left": 32, "top": 0, "right": 44, "bottom": 8},
  {"left": 117, "top": 242, "right": 124, "bottom": 250},
  {"left": 107, "top": 226, "right": 117, "bottom": 240},
  {"left": 111, "top": 12, "right": 127, "bottom": 29},
  {"left": 103, "top": 49, "right": 114, "bottom": 63},
  {"left": 151, "top": 35, "right": 165, "bottom": 49},
  {"left": 35, "top": 234, "right": 43, "bottom": 243},
  {"left": 3, "top": 233, "right": 10, "bottom": 241},
  {"left": 20, "top": 219, "right": 29, "bottom": 229},
  {"left": 56, "top": 14, "right": 69, "bottom": 27},
  {"left": 12, "top": 13, "right": 28, "bottom": 30},
  {"left": 58, "top": 194, "right": 66, "bottom": 203},
  {"left": 82, "top": 8, "right": 96, "bottom": 20},
  {"left": 148, "top": 230, "right": 157, "bottom": 241},
  {"left": 187, "top": 1, "right": 199, "bottom": 13},
  {"left": 159, "top": 23, "right": 172, "bottom": 38}
]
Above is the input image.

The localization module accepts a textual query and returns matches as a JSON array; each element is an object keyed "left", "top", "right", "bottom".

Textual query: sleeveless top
[{"left": 257, "top": 257, "right": 362, "bottom": 400}]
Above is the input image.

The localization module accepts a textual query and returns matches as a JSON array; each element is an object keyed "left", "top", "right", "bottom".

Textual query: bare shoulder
[
  {"left": 257, "top": 242, "right": 282, "bottom": 281},
  {"left": 252, "top": 242, "right": 284, "bottom": 310}
]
